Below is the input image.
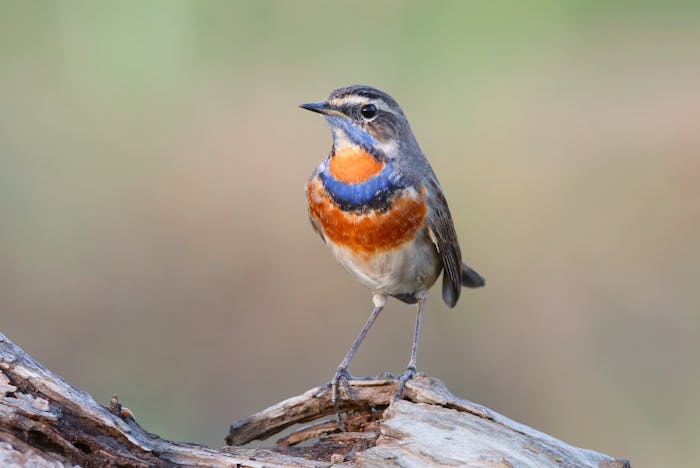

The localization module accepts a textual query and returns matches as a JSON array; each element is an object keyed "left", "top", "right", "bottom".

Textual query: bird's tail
[{"left": 461, "top": 264, "right": 485, "bottom": 288}]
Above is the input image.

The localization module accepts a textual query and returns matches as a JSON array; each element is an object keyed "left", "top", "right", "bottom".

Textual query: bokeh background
[{"left": 2, "top": 1, "right": 698, "bottom": 466}]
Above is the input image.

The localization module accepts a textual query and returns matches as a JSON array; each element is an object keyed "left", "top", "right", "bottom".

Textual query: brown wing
[{"left": 426, "top": 186, "right": 463, "bottom": 308}]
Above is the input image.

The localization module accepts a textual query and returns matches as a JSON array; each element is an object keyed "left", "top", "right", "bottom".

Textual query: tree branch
[{"left": 0, "top": 331, "right": 629, "bottom": 467}]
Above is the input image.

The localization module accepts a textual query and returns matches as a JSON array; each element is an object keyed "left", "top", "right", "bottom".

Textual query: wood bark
[{"left": 0, "top": 331, "right": 630, "bottom": 467}]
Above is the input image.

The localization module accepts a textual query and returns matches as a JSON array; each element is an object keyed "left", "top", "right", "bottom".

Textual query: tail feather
[{"left": 461, "top": 264, "right": 485, "bottom": 288}]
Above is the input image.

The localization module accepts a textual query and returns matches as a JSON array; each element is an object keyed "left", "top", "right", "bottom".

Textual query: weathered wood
[
  {"left": 0, "top": 331, "right": 630, "bottom": 467},
  {"left": 227, "top": 378, "right": 398, "bottom": 446},
  {"left": 228, "top": 375, "right": 631, "bottom": 467},
  {"left": 0, "top": 332, "right": 328, "bottom": 467}
]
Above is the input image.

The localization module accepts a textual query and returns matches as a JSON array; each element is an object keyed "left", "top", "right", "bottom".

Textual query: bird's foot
[
  {"left": 394, "top": 365, "right": 417, "bottom": 401},
  {"left": 325, "top": 367, "right": 355, "bottom": 429}
]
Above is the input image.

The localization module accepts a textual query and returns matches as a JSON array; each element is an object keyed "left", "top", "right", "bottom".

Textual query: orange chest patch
[
  {"left": 306, "top": 179, "right": 427, "bottom": 257},
  {"left": 327, "top": 146, "right": 384, "bottom": 184}
]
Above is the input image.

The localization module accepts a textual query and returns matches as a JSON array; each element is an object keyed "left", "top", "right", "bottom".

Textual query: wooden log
[{"left": 0, "top": 331, "right": 630, "bottom": 467}]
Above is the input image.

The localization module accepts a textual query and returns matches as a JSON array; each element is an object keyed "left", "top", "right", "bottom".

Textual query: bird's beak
[{"left": 299, "top": 101, "right": 335, "bottom": 115}]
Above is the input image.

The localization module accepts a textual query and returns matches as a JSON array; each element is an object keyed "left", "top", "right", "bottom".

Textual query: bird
[{"left": 301, "top": 85, "right": 484, "bottom": 424}]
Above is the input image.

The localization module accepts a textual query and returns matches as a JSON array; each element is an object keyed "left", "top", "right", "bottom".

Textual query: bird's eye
[{"left": 360, "top": 104, "right": 377, "bottom": 120}]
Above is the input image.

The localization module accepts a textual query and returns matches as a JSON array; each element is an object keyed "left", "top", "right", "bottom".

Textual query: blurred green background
[{"left": 1, "top": 1, "right": 698, "bottom": 466}]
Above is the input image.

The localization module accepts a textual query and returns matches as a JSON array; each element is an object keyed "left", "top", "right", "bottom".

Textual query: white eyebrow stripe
[
  {"left": 329, "top": 95, "right": 367, "bottom": 106},
  {"left": 329, "top": 95, "right": 397, "bottom": 115}
]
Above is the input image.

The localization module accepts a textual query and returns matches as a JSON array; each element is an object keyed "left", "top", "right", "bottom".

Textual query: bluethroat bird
[{"left": 301, "top": 85, "right": 484, "bottom": 423}]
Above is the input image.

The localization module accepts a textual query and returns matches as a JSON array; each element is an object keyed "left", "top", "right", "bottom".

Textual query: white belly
[{"left": 328, "top": 227, "right": 442, "bottom": 298}]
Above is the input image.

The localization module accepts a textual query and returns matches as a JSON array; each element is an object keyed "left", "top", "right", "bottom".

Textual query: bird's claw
[
  {"left": 330, "top": 367, "right": 355, "bottom": 429},
  {"left": 332, "top": 367, "right": 355, "bottom": 401},
  {"left": 316, "top": 365, "right": 418, "bottom": 428},
  {"left": 394, "top": 365, "right": 417, "bottom": 401}
]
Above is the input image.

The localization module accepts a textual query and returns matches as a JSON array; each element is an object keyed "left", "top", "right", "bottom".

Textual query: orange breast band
[
  {"left": 307, "top": 180, "right": 427, "bottom": 257},
  {"left": 327, "top": 146, "right": 384, "bottom": 184}
]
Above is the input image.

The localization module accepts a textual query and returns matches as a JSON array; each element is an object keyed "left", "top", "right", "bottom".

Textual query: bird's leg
[
  {"left": 395, "top": 296, "right": 426, "bottom": 401},
  {"left": 330, "top": 293, "right": 386, "bottom": 429}
]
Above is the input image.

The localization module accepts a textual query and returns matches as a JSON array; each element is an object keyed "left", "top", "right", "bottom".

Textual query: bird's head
[{"left": 300, "top": 85, "right": 415, "bottom": 159}]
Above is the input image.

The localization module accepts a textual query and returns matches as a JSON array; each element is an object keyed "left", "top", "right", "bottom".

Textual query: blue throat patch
[
  {"left": 319, "top": 114, "right": 403, "bottom": 210},
  {"left": 320, "top": 162, "right": 405, "bottom": 211},
  {"left": 324, "top": 115, "right": 378, "bottom": 150}
]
